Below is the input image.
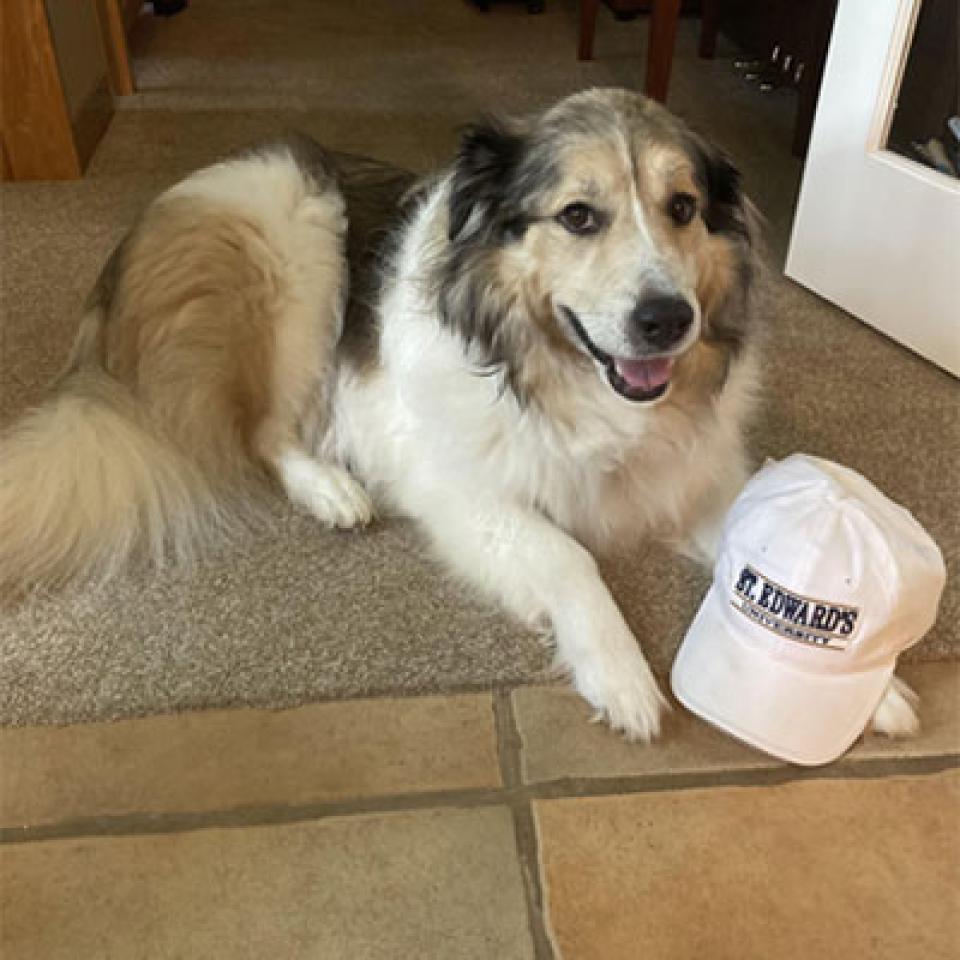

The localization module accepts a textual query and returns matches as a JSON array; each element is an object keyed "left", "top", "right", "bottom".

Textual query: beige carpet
[{"left": 1, "top": 0, "right": 956, "bottom": 725}]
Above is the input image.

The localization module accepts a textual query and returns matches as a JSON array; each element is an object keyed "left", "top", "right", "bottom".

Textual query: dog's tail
[{"left": 0, "top": 308, "right": 230, "bottom": 602}]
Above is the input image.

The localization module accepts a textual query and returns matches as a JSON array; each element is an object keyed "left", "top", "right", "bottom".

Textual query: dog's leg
[
  {"left": 675, "top": 456, "right": 751, "bottom": 568},
  {"left": 422, "top": 496, "right": 667, "bottom": 741},
  {"left": 255, "top": 187, "right": 372, "bottom": 529},
  {"left": 867, "top": 675, "right": 920, "bottom": 737},
  {"left": 256, "top": 324, "right": 373, "bottom": 528},
  {"left": 257, "top": 321, "right": 373, "bottom": 530}
]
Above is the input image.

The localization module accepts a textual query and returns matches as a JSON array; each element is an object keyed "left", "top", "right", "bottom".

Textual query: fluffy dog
[{"left": 0, "top": 89, "right": 917, "bottom": 739}]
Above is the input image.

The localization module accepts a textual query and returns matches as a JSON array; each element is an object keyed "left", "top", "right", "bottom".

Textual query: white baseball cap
[{"left": 671, "top": 454, "right": 946, "bottom": 766}]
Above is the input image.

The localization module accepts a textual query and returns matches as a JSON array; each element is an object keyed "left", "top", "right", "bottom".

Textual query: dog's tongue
[{"left": 613, "top": 357, "right": 674, "bottom": 391}]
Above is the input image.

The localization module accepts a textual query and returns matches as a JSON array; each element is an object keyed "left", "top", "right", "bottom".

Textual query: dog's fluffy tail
[{"left": 0, "top": 334, "right": 228, "bottom": 601}]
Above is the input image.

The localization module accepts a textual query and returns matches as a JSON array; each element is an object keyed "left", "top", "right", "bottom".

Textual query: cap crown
[{"left": 715, "top": 455, "right": 946, "bottom": 674}]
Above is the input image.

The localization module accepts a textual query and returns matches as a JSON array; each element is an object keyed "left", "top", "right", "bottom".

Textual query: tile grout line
[
  {"left": 493, "top": 687, "right": 557, "bottom": 960},
  {"left": 3, "top": 752, "right": 957, "bottom": 846},
  {"left": 0, "top": 681, "right": 536, "bottom": 730}
]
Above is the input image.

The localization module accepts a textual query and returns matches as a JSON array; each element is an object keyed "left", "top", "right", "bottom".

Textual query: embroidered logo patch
[{"left": 730, "top": 565, "right": 859, "bottom": 650}]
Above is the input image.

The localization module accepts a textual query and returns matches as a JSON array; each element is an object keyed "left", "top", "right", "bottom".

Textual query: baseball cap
[{"left": 671, "top": 454, "right": 946, "bottom": 766}]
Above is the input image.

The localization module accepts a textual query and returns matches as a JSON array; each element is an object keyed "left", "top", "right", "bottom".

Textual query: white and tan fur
[{"left": 0, "top": 90, "right": 917, "bottom": 740}]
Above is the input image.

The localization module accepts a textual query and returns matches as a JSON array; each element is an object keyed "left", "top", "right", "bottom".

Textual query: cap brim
[{"left": 671, "top": 585, "right": 893, "bottom": 766}]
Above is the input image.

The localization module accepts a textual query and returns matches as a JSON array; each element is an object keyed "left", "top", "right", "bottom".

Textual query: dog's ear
[
  {"left": 689, "top": 134, "right": 762, "bottom": 357},
  {"left": 689, "top": 135, "right": 750, "bottom": 240},
  {"left": 448, "top": 119, "right": 525, "bottom": 243}
]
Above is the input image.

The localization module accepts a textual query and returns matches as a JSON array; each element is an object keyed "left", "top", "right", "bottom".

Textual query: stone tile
[
  {"left": 535, "top": 771, "right": 960, "bottom": 960},
  {"left": 515, "top": 662, "right": 960, "bottom": 783},
  {"left": 1, "top": 806, "right": 534, "bottom": 960},
  {"left": 0, "top": 693, "right": 500, "bottom": 828}
]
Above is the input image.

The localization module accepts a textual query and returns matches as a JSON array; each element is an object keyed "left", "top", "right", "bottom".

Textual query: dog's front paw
[
  {"left": 572, "top": 648, "right": 668, "bottom": 742},
  {"left": 867, "top": 675, "right": 920, "bottom": 738}
]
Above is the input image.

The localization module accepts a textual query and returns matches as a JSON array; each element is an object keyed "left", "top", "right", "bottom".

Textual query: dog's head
[{"left": 438, "top": 88, "right": 759, "bottom": 404}]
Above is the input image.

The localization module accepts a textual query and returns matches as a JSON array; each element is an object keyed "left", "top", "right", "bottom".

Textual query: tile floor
[{"left": 2, "top": 663, "right": 958, "bottom": 959}]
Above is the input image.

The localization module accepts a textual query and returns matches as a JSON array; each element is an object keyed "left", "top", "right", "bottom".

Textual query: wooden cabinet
[{"left": 1, "top": 0, "right": 133, "bottom": 180}]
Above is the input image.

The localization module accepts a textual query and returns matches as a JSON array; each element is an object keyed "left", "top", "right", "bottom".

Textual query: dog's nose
[{"left": 629, "top": 296, "right": 694, "bottom": 351}]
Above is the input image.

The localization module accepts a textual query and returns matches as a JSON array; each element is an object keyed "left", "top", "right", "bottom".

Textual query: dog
[{"left": 0, "top": 88, "right": 918, "bottom": 739}]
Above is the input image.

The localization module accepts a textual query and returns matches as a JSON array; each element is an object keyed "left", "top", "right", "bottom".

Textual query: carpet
[{"left": 1, "top": 0, "right": 956, "bottom": 725}]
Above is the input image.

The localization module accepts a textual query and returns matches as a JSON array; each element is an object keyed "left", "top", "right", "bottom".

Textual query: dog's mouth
[{"left": 560, "top": 306, "right": 674, "bottom": 403}]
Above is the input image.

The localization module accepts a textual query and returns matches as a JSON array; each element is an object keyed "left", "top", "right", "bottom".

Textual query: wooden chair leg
[
  {"left": 578, "top": 0, "right": 600, "bottom": 61},
  {"left": 645, "top": 0, "right": 681, "bottom": 102},
  {"left": 699, "top": 0, "right": 720, "bottom": 59}
]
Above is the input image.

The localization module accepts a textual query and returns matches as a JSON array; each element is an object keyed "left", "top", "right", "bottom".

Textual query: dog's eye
[
  {"left": 668, "top": 192, "right": 697, "bottom": 226},
  {"left": 557, "top": 202, "right": 600, "bottom": 236}
]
